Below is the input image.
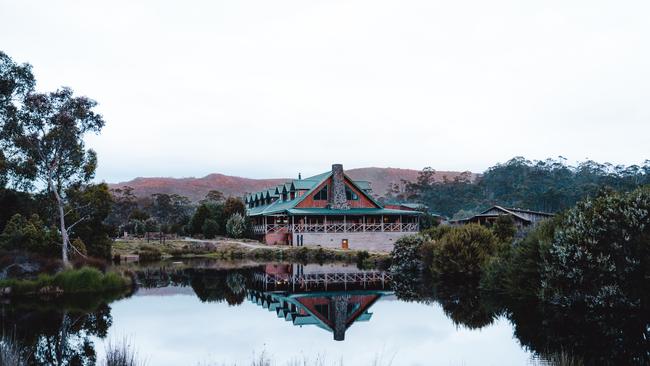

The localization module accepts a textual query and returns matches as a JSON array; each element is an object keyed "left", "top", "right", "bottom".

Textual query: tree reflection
[
  {"left": 392, "top": 270, "right": 650, "bottom": 365},
  {"left": 1, "top": 293, "right": 121, "bottom": 366}
]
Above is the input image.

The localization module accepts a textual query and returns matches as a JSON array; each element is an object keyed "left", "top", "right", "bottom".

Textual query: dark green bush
[
  {"left": 482, "top": 216, "right": 559, "bottom": 300},
  {"left": 202, "top": 219, "right": 219, "bottom": 239},
  {"left": 491, "top": 214, "right": 517, "bottom": 243},
  {"left": 541, "top": 187, "right": 650, "bottom": 308},
  {"left": 421, "top": 225, "right": 453, "bottom": 241},
  {"left": 429, "top": 224, "right": 500, "bottom": 279},
  {"left": 390, "top": 234, "right": 425, "bottom": 274}
]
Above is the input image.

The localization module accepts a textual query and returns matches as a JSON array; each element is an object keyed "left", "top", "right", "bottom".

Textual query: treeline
[
  {"left": 108, "top": 186, "right": 249, "bottom": 239},
  {"left": 396, "top": 157, "right": 650, "bottom": 218}
]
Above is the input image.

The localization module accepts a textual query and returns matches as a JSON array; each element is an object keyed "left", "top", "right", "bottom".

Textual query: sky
[{"left": 1, "top": 0, "right": 648, "bottom": 183}]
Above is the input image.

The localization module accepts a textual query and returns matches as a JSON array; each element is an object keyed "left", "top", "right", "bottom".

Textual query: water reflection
[
  {"left": 248, "top": 263, "right": 391, "bottom": 341},
  {"left": 1, "top": 260, "right": 648, "bottom": 365},
  {"left": 1, "top": 292, "right": 124, "bottom": 365}
]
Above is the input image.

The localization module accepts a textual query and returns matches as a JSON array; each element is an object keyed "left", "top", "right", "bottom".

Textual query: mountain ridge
[{"left": 108, "top": 167, "right": 476, "bottom": 201}]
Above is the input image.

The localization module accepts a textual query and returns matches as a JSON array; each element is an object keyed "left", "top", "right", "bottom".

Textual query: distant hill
[{"left": 108, "top": 167, "right": 476, "bottom": 202}]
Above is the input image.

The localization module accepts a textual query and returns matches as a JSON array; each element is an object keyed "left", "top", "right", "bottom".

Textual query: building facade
[
  {"left": 449, "top": 205, "right": 554, "bottom": 230},
  {"left": 245, "top": 164, "right": 420, "bottom": 251}
]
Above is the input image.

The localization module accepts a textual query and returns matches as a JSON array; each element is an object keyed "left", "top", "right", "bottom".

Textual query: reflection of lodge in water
[{"left": 248, "top": 264, "right": 392, "bottom": 341}]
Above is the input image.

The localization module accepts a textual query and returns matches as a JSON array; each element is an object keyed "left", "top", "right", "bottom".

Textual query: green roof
[
  {"left": 287, "top": 208, "right": 421, "bottom": 216},
  {"left": 354, "top": 181, "right": 372, "bottom": 191},
  {"left": 246, "top": 169, "right": 419, "bottom": 217}
]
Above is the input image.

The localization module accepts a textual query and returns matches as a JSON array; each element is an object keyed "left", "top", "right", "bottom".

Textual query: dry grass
[
  {"left": 101, "top": 337, "right": 145, "bottom": 366},
  {"left": 0, "top": 334, "right": 28, "bottom": 366}
]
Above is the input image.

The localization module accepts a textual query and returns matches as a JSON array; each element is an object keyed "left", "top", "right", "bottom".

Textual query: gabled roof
[
  {"left": 451, "top": 205, "right": 554, "bottom": 223},
  {"left": 247, "top": 168, "right": 419, "bottom": 217},
  {"left": 354, "top": 181, "right": 372, "bottom": 191},
  {"left": 293, "top": 179, "right": 318, "bottom": 190}
]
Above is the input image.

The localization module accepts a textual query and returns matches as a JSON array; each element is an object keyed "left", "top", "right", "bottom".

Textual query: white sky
[{"left": 1, "top": 0, "right": 648, "bottom": 182}]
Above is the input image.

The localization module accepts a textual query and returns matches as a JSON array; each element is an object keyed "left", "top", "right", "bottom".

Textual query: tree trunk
[
  {"left": 53, "top": 188, "right": 70, "bottom": 267},
  {"left": 48, "top": 170, "right": 70, "bottom": 268}
]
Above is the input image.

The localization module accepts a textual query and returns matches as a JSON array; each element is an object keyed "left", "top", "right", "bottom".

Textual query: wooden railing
[
  {"left": 253, "top": 223, "right": 419, "bottom": 234},
  {"left": 254, "top": 271, "right": 391, "bottom": 288}
]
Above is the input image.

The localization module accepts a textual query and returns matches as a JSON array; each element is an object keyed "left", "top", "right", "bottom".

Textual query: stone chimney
[
  {"left": 331, "top": 295, "right": 350, "bottom": 341},
  {"left": 330, "top": 164, "right": 349, "bottom": 210}
]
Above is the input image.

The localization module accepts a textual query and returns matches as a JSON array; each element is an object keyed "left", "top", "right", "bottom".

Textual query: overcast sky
[{"left": 1, "top": 0, "right": 648, "bottom": 182}]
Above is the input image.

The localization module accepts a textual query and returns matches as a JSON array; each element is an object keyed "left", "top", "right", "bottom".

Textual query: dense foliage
[
  {"left": 428, "top": 224, "right": 501, "bottom": 279},
  {"left": 391, "top": 185, "right": 650, "bottom": 364},
  {"left": 541, "top": 187, "right": 650, "bottom": 309},
  {"left": 400, "top": 157, "right": 650, "bottom": 217},
  {"left": 225, "top": 213, "right": 247, "bottom": 239}
]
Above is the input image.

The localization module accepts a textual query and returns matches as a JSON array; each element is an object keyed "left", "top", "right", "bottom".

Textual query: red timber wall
[
  {"left": 264, "top": 228, "right": 290, "bottom": 245},
  {"left": 296, "top": 176, "right": 379, "bottom": 209}
]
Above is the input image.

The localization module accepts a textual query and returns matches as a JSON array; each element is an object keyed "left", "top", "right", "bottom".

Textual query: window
[
  {"left": 345, "top": 185, "right": 359, "bottom": 200},
  {"left": 314, "top": 185, "right": 328, "bottom": 200}
]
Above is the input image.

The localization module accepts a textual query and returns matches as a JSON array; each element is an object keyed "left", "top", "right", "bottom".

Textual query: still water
[{"left": 3, "top": 259, "right": 613, "bottom": 365}]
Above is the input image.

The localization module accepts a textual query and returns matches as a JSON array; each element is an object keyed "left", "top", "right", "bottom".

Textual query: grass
[
  {"left": 0, "top": 334, "right": 28, "bottom": 366},
  {"left": 199, "top": 350, "right": 395, "bottom": 366},
  {"left": 101, "top": 338, "right": 145, "bottom": 366},
  {"left": 0, "top": 266, "right": 131, "bottom": 297},
  {"left": 113, "top": 239, "right": 390, "bottom": 267},
  {"left": 530, "top": 350, "right": 584, "bottom": 366}
]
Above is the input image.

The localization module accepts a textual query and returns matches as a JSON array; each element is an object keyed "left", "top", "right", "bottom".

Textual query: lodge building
[
  {"left": 449, "top": 205, "right": 554, "bottom": 230},
  {"left": 245, "top": 164, "right": 420, "bottom": 251}
]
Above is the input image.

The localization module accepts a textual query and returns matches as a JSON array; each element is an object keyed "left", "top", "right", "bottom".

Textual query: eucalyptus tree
[
  {"left": 0, "top": 51, "right": 35, "bottom": 188},
  {"left": 2, "top": 87, "right": 105, "bottom": 265}
]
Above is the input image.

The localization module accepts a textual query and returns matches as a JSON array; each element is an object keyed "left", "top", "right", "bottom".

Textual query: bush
[
  {"left": 421, "top": 225, "right": 453, "bottom": 241},
  {"left": 482, "top": 216, "right": 559, "bottom": 300},
  {"left": 390, "top": 234, "right": 425, "bottom": 274},
  {"left": 541, "top": 187, "right": 650, "bottom": 308},
  {"left": 0, "top": 266, "right": 130, "bottom": 295},
  {"left": 137, "top": 245, "right": 162, "bottom": 262},
  {"left": 492, "top": 214, "right": 517, "bottom": 243},
  {"left": 225, "top": 213, "right": 246, "bottom": 239},
  {"left": 144, "top": 218, "right": 159, "bottom": 233},
  {"left": 429, "top": 224, "right": 500, "bottom": 279},
  {"left": 202, "top": 219, "right": 219, "bottom": 239},
  {"left": 0, "top": 214, "right": 59, "bottom": 257}
]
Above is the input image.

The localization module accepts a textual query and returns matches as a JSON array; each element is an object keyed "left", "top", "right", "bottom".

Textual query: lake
[{"left": 3, "top": 259, "right": 639, "bottom": 365}]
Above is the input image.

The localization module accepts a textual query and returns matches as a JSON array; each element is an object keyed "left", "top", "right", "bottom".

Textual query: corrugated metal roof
[
  {"left": 288, "top": 208, "right": 421, "bottom": 216},
  {"left": 246, "top": 169, "right": 392, "bottom": 216}
]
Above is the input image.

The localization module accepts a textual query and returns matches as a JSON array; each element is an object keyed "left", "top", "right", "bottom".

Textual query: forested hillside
[{"left": 398, "top": 157, "right": 650, "bottom": 218}]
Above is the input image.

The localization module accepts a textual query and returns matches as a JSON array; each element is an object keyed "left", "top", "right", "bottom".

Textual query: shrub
[
  {"left": 0, "top": 214, "right": 59, "bottom": 257},
  {"left": 225, "top": 213, "right": 246, "bottom": 239},
  {"left": 492, "top": 214, "right": 517, "bottom": 243},
  {"left": 430, "top": 224, "right": 500, "bottom": 279},
  {"left": 482, "top": 216, "right": 559, "bottom": 300},
  {"left": 390, "top": 234, "right": 425, "bottom": 274},
  {"left": 356, "top": 250, "right": 370, "bottom": 268},
  {"left": 54, "top": 267, "right": 126, "bottom": 292},
  {"left": 0, "top": 266, "right": 129, "bottom": 295},
  {"left": 541, "top": 187, "right": 650, "bottom": 308},
  {"left": 144, "top": 218, "right": 159, "bottom": 233},
  {"left": 421, "top": 225, "right": 453, "bottom": 241},
  {"left": 137, "top": 245, "right": 162, "bottom": 262},
  {"left": 202, "top": 219, "right": 219, "bottom": 239}
]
